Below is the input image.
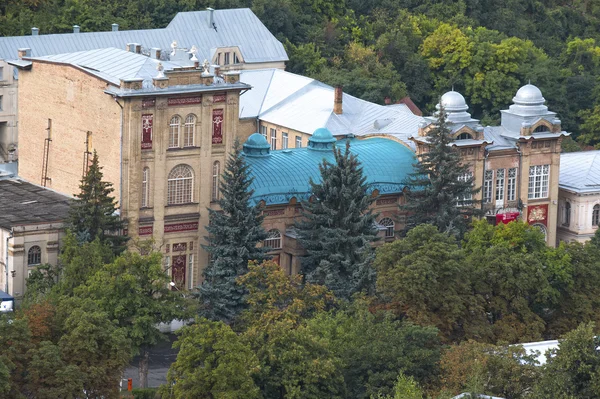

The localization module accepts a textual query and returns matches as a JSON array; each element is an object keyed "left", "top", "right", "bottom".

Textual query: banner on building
[
  {"left": 171, "top": 255, "right": 186, "bottom": 290},
  {"left": 496, "top": 211, "right": 520, "bottom": 225},
  {"left": 139, "top": 225, "right": 153, "bottom": 236},
  {"left": 141, "top": 114, "right": 153, "bottom": 150},
  {"left": 527, "top": 204, "right": 548, "bottom": 226},
  {"left": 164, "top": 222, "right": 199, "bottom": 233},
  {"left": 212, "top": 109, "right": 224, "bottom": 144}
]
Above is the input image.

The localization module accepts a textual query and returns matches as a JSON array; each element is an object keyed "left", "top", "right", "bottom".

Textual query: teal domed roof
[
  {"left": 308, "top": 127, "right": 336, "bottom": 151},
  {"left": 243, "top": 133, "right": 270, "bottom": 157}
]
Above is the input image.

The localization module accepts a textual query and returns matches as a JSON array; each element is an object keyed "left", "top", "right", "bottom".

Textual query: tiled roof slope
[
  {"left": 0, "top": 179, "right": 72, "bottom": 230},
  {"left": 245, "top": 137, "right": 417, "bottom": 205},
  {"left": 560, "top": 150, "right": 600, "bottom": 193},
  {"left": 0, "top": 8, "right": 287, "bottom": 64}
]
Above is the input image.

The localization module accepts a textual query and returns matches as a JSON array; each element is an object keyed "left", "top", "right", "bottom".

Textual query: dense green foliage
[
  {"left": 296, "top": 141, "right": 378, "bottom": 299},
  {"left": 200, "top": 139, "right": 269, "bottom": 323},
  {"left": 402, "top": 110, "right": 481, "bottom": 237}
]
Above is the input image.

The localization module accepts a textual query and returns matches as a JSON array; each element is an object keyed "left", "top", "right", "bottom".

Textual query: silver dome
[
  {"left": 438, "top": 90, "right": 468, "bottom": 112},
  {"left": 512, "top": 84, "right": 545, "bottom": 106}
]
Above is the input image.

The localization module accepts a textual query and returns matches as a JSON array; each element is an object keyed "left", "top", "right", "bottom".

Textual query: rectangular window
[
  {"left": 0, "top": 67, "right": 3, "bottom": 81},
  {"left": 528, "top": 165, "right": 549, "bottom": 199},
  {"left": 0, "top": 95, "right": 3, "bottom": 111},
  {"left": 216, "top": 53, "right": 221, "bottom": 65},
  {"left": 282, "top": 132, "right": 288, "bottom": 149},
  {"left": 224, "top": 52, "right": 230, "bottom": 65},
  {"left": 484, "top": 170, "right": 493, "bottom": 203},
  {"left": 260, "top": 125, "right": 267, "bottom": 140},
  {"left": 188, "top": 254, "right": 194, "bottom": 290},
  {"left": 295, "top": 136, "right": 302, "bottom": 148},
  {"left": 507, "top": 168, "right": 517, "bottom": 201},
  {"left": 457, "top": 172, "right": 473, "bottom": 206},
  {"left": 233, "top": 53, "right": 240, "bottom": 64},
  {"left": 270, "top": 128, "right": 277, "bottom": 150},
  {"left": 496, "top": 169, "right": 505, "bottom": 202}
]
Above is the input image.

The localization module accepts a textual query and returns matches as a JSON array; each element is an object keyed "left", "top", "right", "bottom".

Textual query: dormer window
[
  {"left": 534, "top": 125, "right": 550, "bottom": 133},
  {"left": 224, "top": 52, "right": 230, "bottom": 65},
  {"left": 457, "top": 132, "right": 473, "bottom": 140},
  {"left": 234, "top": 53, "right": 240, "bottom": 64}
]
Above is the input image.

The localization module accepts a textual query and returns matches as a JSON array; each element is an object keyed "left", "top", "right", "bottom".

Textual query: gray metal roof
[
  {"left": 483, "top": 126, "right": 518, "bottom": 151},
  {"left": 0, "top": 8, "right": 287, "bottom": 64},
  {"left": 0, "top": 178, "right": 72, "bottom": 230},
  {"left": 559, "top": 150, "right": 600, "bottom": 193}
]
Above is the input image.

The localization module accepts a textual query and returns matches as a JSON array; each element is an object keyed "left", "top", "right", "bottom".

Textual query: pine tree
[
  {"left": 67, "top": 150, "right": 127, "bottom": 254},
  {"left": 403, "top": 108, "right": 481, "bottom": 238},
  {"left": 296, "top": 141, "right": 378, "bottom": 300},
  {"left": 199, "top": 139, "right": 269, "bottom": 323}
]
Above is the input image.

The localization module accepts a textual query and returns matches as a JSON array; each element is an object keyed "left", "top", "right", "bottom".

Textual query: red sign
[
  {"left": 213, "top": 93, "right": 226, "bottom": 103},
  {"left": 212, "top": 109, "right": 224, "bottom": 144},
  {"left": 168, "top": 96, "right": 202, "bottom": 106},
  {"left": 139, "top": 225, "right": 153, "bottom": 236},
  {"left": 142, "top": 98, "right": 155, "bottom": 109},
  {"left": 496, "top": 212, "right": 520, "bottom": 225},
  {"left": 172, "top": 255, "right": 186, "bottom": 290},
  {"left": 141, "top": 114, "right": 153, "bottom": 150},
  {"left": 164, "top": 222, "right": 199, "bottom": 233},
  {"left": 527, "top": 204, "right": 548, "bottom": 226}
]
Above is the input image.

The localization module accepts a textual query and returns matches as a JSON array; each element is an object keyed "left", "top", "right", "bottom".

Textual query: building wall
[
  {"left": 17, "top": 62, "right": 121, "bottom": 197},
  {"left": 557, "top": 189, "right": 600, "bottom": 244},
  {"left": 0, "top": 61, "right": 18, "bottom": 162},
  {"left": 258, "top": 121, "right": 312, "bottom": 150}
]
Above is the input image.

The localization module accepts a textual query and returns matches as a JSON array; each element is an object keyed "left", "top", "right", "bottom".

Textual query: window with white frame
[
  {"left": 0, "top": 67, "right": 3, "bottom": 81},
  {"left": 216, "top": 53, "right": 221, "bottom": 65},
  {"left": 183, "top": 114, "right": 196, "bottom": 147},
  {"left": 169, "top": 115, "right": 181, "bottom": 148},
  {"left": 593, "top": 204, "right": 600, "bottom": 226},
  {"left": 496, "top": 169, "right": 505, "bottom": 202},
  {"left": 264, "top": 229, "right": 282, "bottom": 249},
  {"left": 564, "top": 201, "right": 571, "bottom": 226},
  {"left": 28, "top": 246, "right": 41, "bottom": 266},
  {"left": 0, "top": 95, "right": 3, "bottom": 111},
  {"left": 141, "top": 167, "right": 150, "bottom": 208},
  {"left": 295, "top": 136, "right": 302, "bottom": 148},
  {"left": 528, "top": 165, "right": 549, "bottom": 199},
  {"left": 282, "top": 132, "right": 289, "bottom": 149},
  {"left": 188, "top": 254, "right": 194, "bottom": 290},
  {"left": 379, "top": 217, "right": 395, "bottom": 238},
  {"left": 224, "top": 52, "right": 230, "bottom": 65},
  {"left": 507, "top": 168, "right": 517, "bottom": 201},
  {"left": 270, "top": 128, "right": 277, "bottom": 150},
  {"left": 167, "top": 164, "right": 194, "bottom": 205},
  {"left": 457, "top": 172, "right": 473, "bottom": 206},
  {"left": 457, "top": 132, "right": 472, "bottom": 140},
  {"left": 260, "top": 125, "right": 267, "bottom": 140},
  {"left": 212, "top": 161, "right": 220, "bottom": 202},
  {"left": 233, "top": 53, "right": 240, "bottom": 64},
  {"left": 483, "top": 170, "right": 493, "bottom": 203}
]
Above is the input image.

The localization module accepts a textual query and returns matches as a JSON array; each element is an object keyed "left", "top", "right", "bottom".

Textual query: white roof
[
  {"left": 560, "top": 150, "right": 600, "bottom": 193},
  {"left": 239, "top": 69, "right": 424, "bottom": 146},
  {"left": 519, "top": 339, "right": 558, "bottom": 365}
]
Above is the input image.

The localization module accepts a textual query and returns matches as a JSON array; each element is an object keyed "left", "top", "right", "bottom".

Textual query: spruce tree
[
  {"left": 67, "top": 150, "right": 127, "bottom": 254},
  {"left": 199, "top": 139, "right": 269, "bottom": 323},
  {"left": 402, "top": 107, "right": 481, "bottom": 238},
  {"left": 296, "top": 141, "right": 378, "bottom": 300}
]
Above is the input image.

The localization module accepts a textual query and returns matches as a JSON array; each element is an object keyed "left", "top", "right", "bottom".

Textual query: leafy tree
[
  {"left": 23, "top": 263, "right": 61, "bottom": 305},
  {"left": 371, "top": 374, "right": 424, "bottom": 399},
  {"left": 67, "top": 150, "right": 127, "bottom": 254},
  {"left": 76, "top": 251, "right": 188, "bottom": 388},
  {"left": 199, "top": 139, "right": 269, "bottom": 324},
  {"left": 161, "top": 318, "right": 260, "bottom": 399},
  {"left": 374, "top": 224, "right": 486, "bottom": 342},
  {"left": 296, "top": 141, "right": 378, "bottom": 299},
  {"left": 306, "top": 298, "right": 441, "bottom": 398},
  {"left": 533, "top": 322, "right": 600, "bottom": 399},
  {"left": 239, "top": 261, "right": 344, "bottom": 399},
  {"left": 402, "top": 109, "right": 481, "bottom": 238}
]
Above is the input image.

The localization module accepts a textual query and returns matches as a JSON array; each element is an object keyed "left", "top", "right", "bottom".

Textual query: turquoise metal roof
[{"left": 246, "top": 137, "right": 417, "bottom": 205}]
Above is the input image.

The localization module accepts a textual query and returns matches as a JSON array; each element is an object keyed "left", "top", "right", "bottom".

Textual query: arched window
[
  {"left": 532, "top": 224, "right": 547, "bottom": 241},
  {"left": 264, "top": 229, "right": 282, "bottom": 250},
  {"left": 141, "top": 167, "right": 150, "bottom": 208},
  {"left": 169, "top": 115, "right": 181, "bottom": 148},
  {"left": 28, "top": 246, "right": 41, "bottom": 266},
  {"left": 593, "top": 204, "right": 600, "bottom": 226},
  {"left": 564, "top": 202, "right": 571, "bottom": 226},
  {"left": 212, "top": 161, "right": 220, "bottom": 202},
  {"left": 379, "top": 217, "right": 395, "bottom": 238},
  {"left": 183, "top": 114, "right": 196, "bottom": 147},
  {"left": 167, "top": 165, "right": 194, "bottom": 205},
  {"left": 534, "top": 125, "right": 550, "bottom": 133},
  {"left": 456, "top": 132, "right": 473, "bottom": 140}
]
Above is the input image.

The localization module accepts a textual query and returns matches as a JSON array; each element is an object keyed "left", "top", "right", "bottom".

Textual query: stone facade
[{"left": 0, "top": 59, "right": 18, "bottom": 163}]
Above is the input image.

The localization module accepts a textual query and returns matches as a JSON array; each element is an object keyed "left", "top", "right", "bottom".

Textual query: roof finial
[
  {"left": 452, "top": 85, "right": 454, "bottom": 92},
  {"left": 170, "top": 40, "right": 177, "bottom": 57},
  {"left": 528, "top": 79, "right": 531, "bottom": 85},
  {"left": 156, "top": 62, "right": 165, "bottom": 78}
]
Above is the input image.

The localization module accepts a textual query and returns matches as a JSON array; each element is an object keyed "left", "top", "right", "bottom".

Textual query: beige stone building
[
  {"left": 557, "top": 150, "right": 600, "bottom": 243},
  {"left": 414, "top": 86, "right": 567, "bottom": 245},
  {"left": 0, "top": 178, "right": 71, "bottom": 301}
]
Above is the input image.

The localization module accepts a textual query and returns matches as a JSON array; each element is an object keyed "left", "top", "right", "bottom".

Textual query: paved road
[{"left": 123, "top": 334, "right": 179, "bottom": 389}]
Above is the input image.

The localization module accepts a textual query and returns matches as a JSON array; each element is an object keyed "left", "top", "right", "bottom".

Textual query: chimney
[
  {"left": 112, "top": 23, "right": 119, "bottom": 32},
  {"left": 213, "top": 65, "right": 221, "bottom": 76},
  {"left": 384, "top": 96, "right": 391, "bottom": 105},
  {"left": 135, "top": 44, "right": 142, "bottom": 54},
  {"left": 18, "top": 48, "right": 32, "bottom": 59},
  {"left": 126, "top": 43, "right": 142, "bottom": 54},
  {"left": 73, "top": 25, "right": 80, "bottom": 33},
  {"left": 31, "top": 27, "right": 39, "bottom": 36},
  {"left": 150, "top": 48, "right": 161, "bottom": 59},
  {"left": 334, "top": 86, "right": 343, "bottom": 115},
  {"left": 207, "top": 7, "right": 215, "bottom": 29}
]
